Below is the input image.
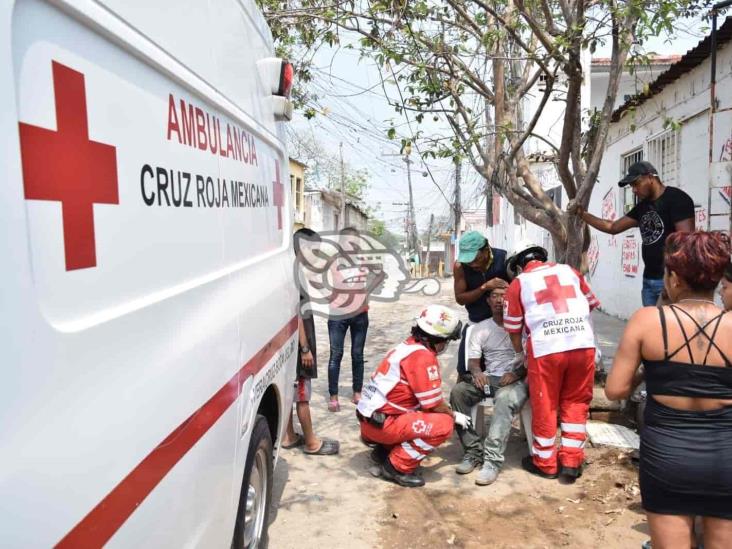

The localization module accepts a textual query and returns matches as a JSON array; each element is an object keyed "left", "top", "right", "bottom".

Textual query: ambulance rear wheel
[{"left": 234, "top": 415, "right": 273, "bottom": 549}]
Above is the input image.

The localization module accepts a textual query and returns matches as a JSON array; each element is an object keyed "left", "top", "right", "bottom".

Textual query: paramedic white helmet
[
  {"left": 415, "top": 305, "right": 462, "bottom": 341},
  {"left": 507, "top": 240, "right": 548, "bottom": 278}
]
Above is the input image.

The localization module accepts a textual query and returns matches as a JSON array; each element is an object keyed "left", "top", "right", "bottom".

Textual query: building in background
[
  {"left": 289, "top": 158, "right": 307, "bottom": 231},
  {"left": 289, "top": 157, "right": 369, "bottom": 233},
  {"left": 590, "top": 55, "right": 680, "bottom": 111},
  {"left": 303, "top": 189, "right": 369, "bottom": 232}
]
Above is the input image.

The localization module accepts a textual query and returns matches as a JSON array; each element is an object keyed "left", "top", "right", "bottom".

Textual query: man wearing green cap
[
  {"left": 453, "top": 231, "right": 510, "bottom": 326},
  {"left": 450, "top": 231, "right": 511, "bottom": 469}
]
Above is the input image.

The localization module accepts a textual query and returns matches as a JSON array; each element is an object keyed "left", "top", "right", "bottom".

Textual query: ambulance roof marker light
[
  {"left": 256, "top": 57, "right": 294, "bottom": 122},
  {"left": 278, "top": 60, "right": 294, "bottom": 98}
]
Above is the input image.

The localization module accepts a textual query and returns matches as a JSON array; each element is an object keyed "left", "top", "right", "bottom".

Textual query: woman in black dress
[{"left": 606, "top": 231, "right": 732, "bottom": 549}]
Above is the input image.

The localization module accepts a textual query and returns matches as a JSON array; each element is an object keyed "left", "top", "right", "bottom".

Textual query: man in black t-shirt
[{"left": 573, "top": 161, "right": 695, "bottom": 306}]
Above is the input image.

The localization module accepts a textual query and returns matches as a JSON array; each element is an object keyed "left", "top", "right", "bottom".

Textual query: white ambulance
[{"left": 1, "top": 0, "right": 297, "bottom": 547}]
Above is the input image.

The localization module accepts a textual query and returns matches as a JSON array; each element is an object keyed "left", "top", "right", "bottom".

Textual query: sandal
[
  {"left": 281, "top": 434, "right": 305, "bottom": 449},
  {"left": 303, "top": 439, "right": 340, "bottom": 456},
  {"left": 328, "top": 398, "right": 340, "bottom": 412}
]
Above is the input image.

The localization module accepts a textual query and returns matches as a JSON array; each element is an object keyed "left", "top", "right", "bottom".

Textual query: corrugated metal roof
[{"left": 611, "top": 17, "right": 732, "bottom": 122}]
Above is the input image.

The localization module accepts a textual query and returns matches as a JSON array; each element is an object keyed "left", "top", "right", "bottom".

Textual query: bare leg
[
  {"left": 702, "top": 516, "right": 732, "bottom": 549},
  {"left": 281, "top": 407, "right": 299, "bottom": 446},
  {"left": 296, "top": 401, "right": 322, "bottom": 452},
  {"left": 647, "top": 512, "right": 694, "bottom": 549}
]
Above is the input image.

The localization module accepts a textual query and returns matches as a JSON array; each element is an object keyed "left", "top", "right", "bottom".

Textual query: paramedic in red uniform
[
  {"left": 503, "top": 241, "right": 599, "bottom": 482},
  {"left": 356, "top": 305, "right": 472, "bottom": 487}
]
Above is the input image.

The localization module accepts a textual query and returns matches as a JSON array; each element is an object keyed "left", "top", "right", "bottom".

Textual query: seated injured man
[{"left": 450, "top": 287, "right": 529, "bottom": 485}]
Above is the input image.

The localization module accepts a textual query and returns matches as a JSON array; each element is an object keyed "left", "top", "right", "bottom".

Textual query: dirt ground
[
  {"left": 378, "top": 447, "right": 646, "bottom": 549},
  {"left": 268, "top": 285, "right": 647, "bottom": 549}
]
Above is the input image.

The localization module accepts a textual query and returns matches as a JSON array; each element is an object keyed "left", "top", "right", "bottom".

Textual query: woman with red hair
[{"left": 606, "top": 231, "right": 732, "bottom": 549}]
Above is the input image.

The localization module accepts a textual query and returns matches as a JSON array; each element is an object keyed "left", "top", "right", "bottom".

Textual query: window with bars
[
  {"left": 646, "top": 129, "right": 679, "bottom": 187},
  {"left": 621, "top": 148, "right": 643, "bottom": 214}
]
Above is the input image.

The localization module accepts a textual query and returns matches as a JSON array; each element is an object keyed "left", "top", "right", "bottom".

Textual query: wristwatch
[{"left": 300, "top": 346, "right": 311, "bottom": 354}]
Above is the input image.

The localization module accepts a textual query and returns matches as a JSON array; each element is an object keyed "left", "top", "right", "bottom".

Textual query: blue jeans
[
  {"left": 642, "top": 277, "right": 664, "bottom": 307},
  {"left": 327, "top": 311, "right": 369, "bottom": 396}
]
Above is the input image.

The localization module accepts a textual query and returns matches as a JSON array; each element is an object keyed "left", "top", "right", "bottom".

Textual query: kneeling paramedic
[
  {"left": 503, "top": 241, "right": 599, "bottom": 482},
  {"left": 356, "top": 305, "right": 472, "bottom": 487}
]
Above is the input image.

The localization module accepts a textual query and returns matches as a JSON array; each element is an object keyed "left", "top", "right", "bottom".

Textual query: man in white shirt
[{"left": 449, "top": 288, "right": 528, "bottom": 485}]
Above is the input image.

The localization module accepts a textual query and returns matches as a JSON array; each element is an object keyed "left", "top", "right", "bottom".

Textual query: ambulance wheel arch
[
  {"left": 256, "top": 384, "right": 281, "bottom": 449},
  {"left": 231, "top": 383, "right": 281, "bottom": 548},
  {"left": 233, "top": 415, "right": 274, "bottom": 549}
]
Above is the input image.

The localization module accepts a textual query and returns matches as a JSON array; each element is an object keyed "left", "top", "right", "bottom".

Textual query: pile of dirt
[{"left": 376, "top": 448, "right": 648, "bottom": 549}]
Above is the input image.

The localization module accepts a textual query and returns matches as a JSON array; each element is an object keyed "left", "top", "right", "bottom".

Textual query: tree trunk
[{"left": 551, "top": 213, "right": 588, "bottom": 270}]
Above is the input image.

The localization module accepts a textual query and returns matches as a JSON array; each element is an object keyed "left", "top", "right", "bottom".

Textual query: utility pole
[
  {"left": 425, "top": 213, "right": 434, "bottom": 276},
  {"left": 382, "top": 146, "right": 421, "bottom": 258},
  {"left": 392, "top": 201, "right": 410, "bottom": 251},
  {"left": 339, "top": 142, "right": 346, "bottom": 230},
  {"left": 404, "top": 149, "right": 420, "bottom": 258},
  {"left": 453, "top": 160, "right": 461, "bottom": 239}
]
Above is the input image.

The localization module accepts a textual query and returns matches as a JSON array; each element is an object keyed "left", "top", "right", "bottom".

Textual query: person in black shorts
[
  {"left": 573, "top": 161, "right": 695, "bottom": 306},
  {"left": 605, "top": 231, "right": 732, "bottom": 548},
  {"left": 282, "top": 228, "right": 339, "bottom": 455}
]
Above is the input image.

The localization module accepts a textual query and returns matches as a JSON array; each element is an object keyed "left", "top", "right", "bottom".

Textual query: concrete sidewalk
[{"left": 592, "top": 308, "right": 627, "bottom": 375}]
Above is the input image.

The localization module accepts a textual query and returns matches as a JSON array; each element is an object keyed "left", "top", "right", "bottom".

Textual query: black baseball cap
[{"left": 618, "top": 161, "right": 658, "bottom": 187}]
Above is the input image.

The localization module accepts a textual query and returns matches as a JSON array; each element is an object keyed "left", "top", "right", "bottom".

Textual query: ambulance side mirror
[{"left": 257, "top": 58, "right": 294, "bottom": 122}]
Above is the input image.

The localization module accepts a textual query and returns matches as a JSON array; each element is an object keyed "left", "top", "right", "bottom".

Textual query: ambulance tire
[{"left": 233, "top": 415, "right": 273, "bottom": 549}]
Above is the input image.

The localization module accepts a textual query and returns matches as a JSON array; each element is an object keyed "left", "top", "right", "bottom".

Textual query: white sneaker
[
  {"left": 455, "top": 456, "right": 481, "bottom": 474},
  {"left": 475, "top": 465, "right": 499, "bottom": 485}
]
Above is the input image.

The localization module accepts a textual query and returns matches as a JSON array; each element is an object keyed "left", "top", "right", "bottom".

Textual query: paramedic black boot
[
  {"left": 381, "top": 459, "right": 425, "bottom": 487},
  {"left": 559, "top": 463, "right": 584, "bottom": 483},
  {"left": 370, "top": 444, "right": 389, "bottom": 465}
]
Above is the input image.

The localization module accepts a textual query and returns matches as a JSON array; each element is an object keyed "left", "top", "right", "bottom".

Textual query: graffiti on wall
[
  {"left": 721, "top": 186, "right": 732, "bottom": 205},
  {"left": 587, "top": 235, "right": 599, "bottom": 278},
  {"left": 719, "top": 134, "right": 732, "bottom": 162},
  {"left": 622, "top": 236, "right": 640, "bottom": 278},
  {"left": 695, "top": 205, "right": 708, "bottom": 228},
  {"left": 601, "top": 188, "right": 617, "bottom": 221},
  {"left": 537, "top": 166, "right": 560, "bottom": 189}
]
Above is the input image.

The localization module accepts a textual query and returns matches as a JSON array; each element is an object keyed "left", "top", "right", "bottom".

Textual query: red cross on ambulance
[{"left": 18, "top": 61, "right": 120, "bottom": 271}]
